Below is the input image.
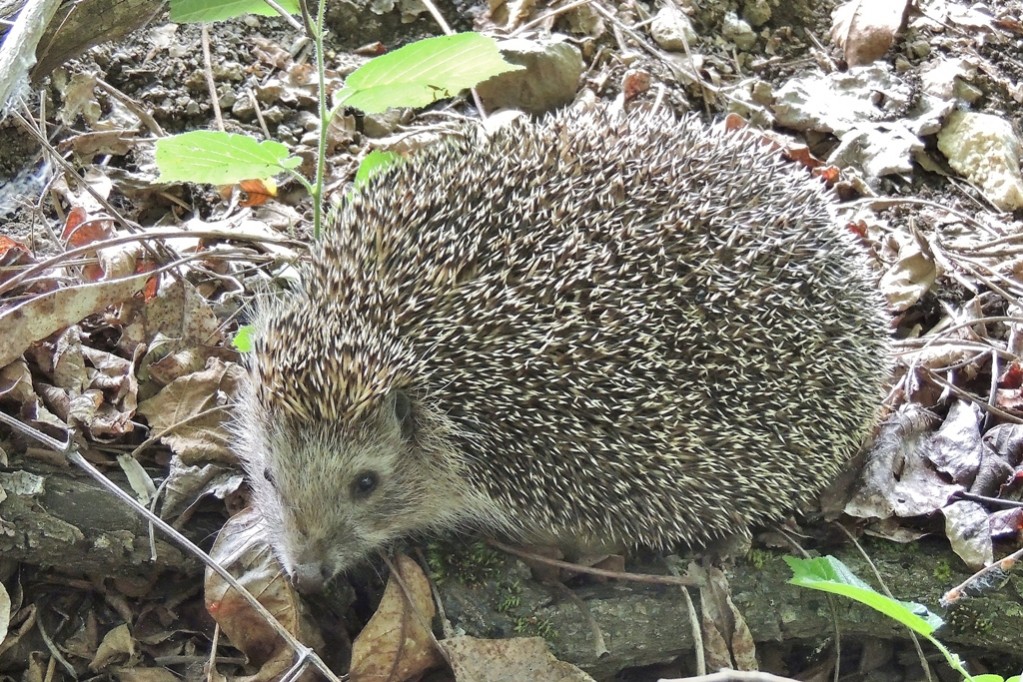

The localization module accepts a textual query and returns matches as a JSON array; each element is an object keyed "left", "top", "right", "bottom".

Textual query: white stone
[
  {"left": 649, "top": 6, "right": 697, "bottom": 51},
  {"left": 938, "top": 110, "right": 1023, "bottom": 211}
]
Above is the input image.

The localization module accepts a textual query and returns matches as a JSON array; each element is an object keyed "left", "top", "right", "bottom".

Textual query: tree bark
[
  {"left": 6, "top": 456, "right": 1019, "bottom": 678},
  {"left": 1, "top": 456, "right": 207, "bottom": 578},
  {"left": 434, "top": 538, "right": 1022, "bottom": 679},
  {"left": 0, "top": 0, "right": 165, "bottom": 83}
]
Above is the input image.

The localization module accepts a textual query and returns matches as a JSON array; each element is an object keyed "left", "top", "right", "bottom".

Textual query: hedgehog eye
[{"left": 351, "top": 471, "right": 378, "bottom": 499}]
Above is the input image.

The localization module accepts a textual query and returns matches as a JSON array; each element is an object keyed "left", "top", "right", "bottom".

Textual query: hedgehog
[{"left": 236, "top": 104, "right": 891, "bottom": 593}]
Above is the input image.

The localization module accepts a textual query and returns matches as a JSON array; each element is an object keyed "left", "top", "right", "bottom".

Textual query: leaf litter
[{"left": 1, "top": 0, "right": 1023, "bottom": 680}]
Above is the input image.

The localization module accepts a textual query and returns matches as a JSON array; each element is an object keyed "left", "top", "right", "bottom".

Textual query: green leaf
[
  {"left": 336, "top": 32, "right": 524, "bottom": 114},
  {"left": 971, "top": 676, "right": 1011, "bottom": 682},
  {"left": 785, "top": 556, "right": 944, "bottom": 637},
  {"left": 155, "top": 132, "right": 301, "bottom": 185},
  {"left": 232, "top": 325, "right": 254, "bottom": 353},
  {"left": 170, "top": 0, "right": 300, "bottom": 23},
  {"left": 354, "top": 150, "right": 402, "bottom": 188}
]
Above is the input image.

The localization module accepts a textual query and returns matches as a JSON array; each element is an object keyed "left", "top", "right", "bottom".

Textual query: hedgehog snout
[{"left": 290, "top": 560, "right": 333, "bottom": 594}]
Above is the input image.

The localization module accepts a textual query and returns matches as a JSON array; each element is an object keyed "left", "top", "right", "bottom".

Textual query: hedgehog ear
[{"left": 392, "top": 389, "right": 414, "bottom": 440}]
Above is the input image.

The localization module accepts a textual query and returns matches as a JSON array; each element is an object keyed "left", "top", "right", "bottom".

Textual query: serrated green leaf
[
  {"left": 336, "top": 33, "right": 524, "bottom": 114},
  {"left": 170, "top": 0, "right": 300, "bottom": 23},
  {"left": 785, "top": 556, "right": 943, "bottom": 637},
  {"left": 155, "top": 131, "right": 301, "bottom": 185},
  {"left": 354, "top": 150, "right": 401, "bottom": 188},
  {"left": 232, "top": 325, "right": 255, "bottom": 352}
]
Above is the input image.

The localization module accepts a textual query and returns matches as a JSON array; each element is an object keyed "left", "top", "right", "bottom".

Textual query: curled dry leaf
[
  {"left": 699, "top": 563, "right": 757, "bottom": 672},
  {"left": 440, "top": 635, "right": 595, "bottom": 682},
  {"left": 349, "top": 554, "right": 441, "bottom": 682},
  {"left": 830, "top": 0, "right": 910, "bottom": 66},
  {"left": 206, "top": 508, "right": 322, "bottom": 679},
  {"left": 879, "top": 229, "right": 938, "bottom": 312},
  {"left": 89, "top": 623, "right": 136, "bottom": 672},
  {"left": 845, "top": 403, "right": 947, "bottom": 520}
]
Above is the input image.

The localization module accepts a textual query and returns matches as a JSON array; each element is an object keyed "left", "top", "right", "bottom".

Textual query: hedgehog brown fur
[{"left": 236, "top": 104, "right": 891, "bottom": 592}]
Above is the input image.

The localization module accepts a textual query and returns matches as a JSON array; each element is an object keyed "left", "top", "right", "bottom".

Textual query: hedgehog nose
[{"left": 291, "top": 563, "right": 330, "bottom": 594}]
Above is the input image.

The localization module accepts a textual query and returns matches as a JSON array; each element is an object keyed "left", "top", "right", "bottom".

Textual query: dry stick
[
  {"left": 0, "top": 227, "right": 303, "bottom": 297},
  {"left": 142, "top": 404, "right": 233, "bottom": 560},
  {"left": 920, "top": 367, "right": 1023, "bottom": 424},
  {"left": 667, "top": 559, "right": 704, "bottom": 675},
  {"left": 418, "top": 0, "right": 451, "bottom": 33},
  {"left": 258, "top": 0, "right": 303, "bottom": 30},
  {"left": 771, "top": 527, "right": 843, "bottom": 682},
  {"left": 551, "top": 582, "right": 609, "bottom": 659},
  {"left": 834, "top": 524, "right": 934, "bottom": 682},
  {"left": 35, "top": 613, "right": 77, "bottom": 678},
  {"left": 663, "top": 0, "right": 714, "bottom": 116},
  {"left": 510, "top": 0, "right": 600, "bottom": 36},
  {"left": 0, "top": 410, "right": 341, "bottom": 682},
  {"left": 201, "top": 25, "right": 225, "bottom": 131},
  {"left": 417, "top": 0, "right": 489, "bottom": 117},
  {"left": 94, "top": 78, "right": 164, "bottom": 136},
  {"left": 947, "top": 249, "right": 1023, "bottom": 300},
  {"left": 412, "top": 547, "right": 452, "bottom": 640},
  {"left": 590, "top": 0, "right": 722, "bottom": 109},
  {"left": 10, "top": 110, "right": 180, "bottom": 276},
  {"left": 486, "top": 539, "right": 697, "bottom": 586},
  {"left": 941, "top": 546, "right": 1022, "bottom": 606},
  {"left": 898, "top": 314, "right": 1023, "bottom": 357},
  {"left": 248, "top": 88, "right": 273, "bottom": 140},
  {"left": 952, "top": 490, "right": 1023, "bottom": 510},
  {"left": 845, "top": 196, "right": 1001, "bottom": 238},
  {"left": 380, "top": 554, "right": 446, "bottom": 677}
]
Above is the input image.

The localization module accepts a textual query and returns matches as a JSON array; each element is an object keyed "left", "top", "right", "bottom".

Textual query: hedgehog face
[{"left": 239, "top": 388, "right": 475, "bottom": 592}]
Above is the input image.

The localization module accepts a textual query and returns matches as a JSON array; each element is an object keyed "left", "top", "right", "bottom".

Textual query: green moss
[
  {"left": 932, "top": 559, "right": 953, "bottom": 583},
  {"left": 746, "top": 548, "right": 771, "bottom": 570},
  {"left": 425, "top": 540, "right": 504, "bottom": 586},
  {"left": 495, "top": 580, "right": 523, "bottom": 613},
  {"left": 513, "top": 615, "right": 556, "bottom": 639}
]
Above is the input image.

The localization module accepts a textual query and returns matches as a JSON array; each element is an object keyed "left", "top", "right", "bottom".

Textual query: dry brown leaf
[
  {"left": 699, "top": 564, "right": 757, "bottom": 672},
  {"left": 0, "top": 359, "right": 33, "bottom": 401},
  {"left": 0, "top": 269, "right": 154, "bottom": 368},
  {"left": 846, "top": 404, "right": 946, "bottom": 520},
  {"left": 137, "top": 358, "right": 244, "bottom": 464},
  {"left": 879, "top": 230, "right": 937, "bottom": 312},
  {"left": 440, "top": 635, "right": 595, "bottom": 682},
  {"left": 89, "top": 623, "right": 136, "bottom": 671},
  {"left": 110, "top": 667, "right": 180, "bottom": 682},
  {"left": 942, "top": 500, "right": 993, "bottom": 569},
  {"left": 830, "top": 0, "right": 910, "bottom": 66},
  {"left": 0, "top": 235, "right": 32, "bottom": 276},
  {"left": 142, "top": 278, "right": 223, "bottom": 349},
  {"left": 349, "top": 554, "right": 441, "bottom": 682},
  {"left": 205, "top": 508, "right": 319, "bottom": 678},
  {"left": 0, "top": 581, "right": 9, "bottom": 645}
]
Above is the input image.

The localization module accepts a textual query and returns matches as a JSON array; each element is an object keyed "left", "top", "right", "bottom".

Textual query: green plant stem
[
  {"left": 311, "top": 0, "right": 328, "bottom": 239},
  {"left": 923, "top": 633, "right": 974, "bottom": 682}
]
